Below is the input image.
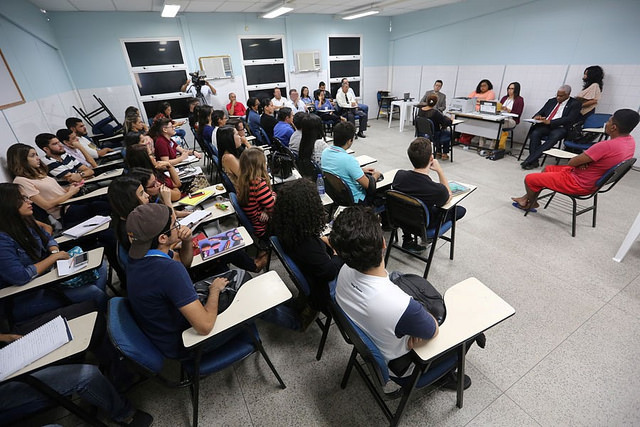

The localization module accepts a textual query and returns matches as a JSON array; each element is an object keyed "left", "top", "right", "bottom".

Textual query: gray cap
[{"left": 126, "top": 204, "right": 172, "bottom": 259}]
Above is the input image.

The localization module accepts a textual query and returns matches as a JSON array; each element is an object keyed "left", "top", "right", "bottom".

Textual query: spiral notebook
[{"left": 0, "top": 316, "right": 72, "bottom": 381}]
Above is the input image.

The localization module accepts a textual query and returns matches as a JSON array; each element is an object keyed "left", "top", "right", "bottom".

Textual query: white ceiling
[{"left": 29, "top": 0, "right": 464, "bottom": 17}]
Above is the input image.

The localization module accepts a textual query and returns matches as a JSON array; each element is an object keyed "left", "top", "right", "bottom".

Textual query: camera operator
[{"left": 180, "top": 71, "right": 218, "bottom": 108}]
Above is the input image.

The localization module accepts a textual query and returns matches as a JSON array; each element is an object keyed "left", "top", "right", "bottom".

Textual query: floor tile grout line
[{"left": 233, "top": 364, "right": 256, "bottom": 427}]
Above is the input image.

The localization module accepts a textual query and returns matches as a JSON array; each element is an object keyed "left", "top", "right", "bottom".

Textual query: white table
[
  {"left": 442, "top": 182, "right": 477, "bottom": 210},
  {"left": 56, "top": 220, "right": 111, "bottom": 245},
  {"left": 356, "top": 155, "right": 377, "bottom": 167},
  {"left": 0, "top": 248, "right": 104, "bottom": 299},
  {"left": 83, "top": 168, "right": 123, "bottom": 184},
  {"left": 377, "top": 168, "right": 399, "bottom": 189},
  {"left": 450, "top": 111, "right": 507, "bottom": 140},
  {"left": 60, "top": 186, "right": 108, "bottom": 205},
  {"left": 271, "top": 168, "right": 302, "bottom": 185},
  {"left": 613, "top": 211, "right": 640, "bottom": 262},
  {"left": 320, "top": 193, "right": 334, "bottom": 206},
  {"left": 189, "top": 226, "right": 253, "bottom": 268},
  {"left": 543, "top": 148, "right": 577, "bottom": 160},
  {"left": 388, "top": 100, "right": 418, "bottom": 132},
  {"left": 413, "top": 277, "right": 515, "bottom": 406},
  {"left": 182, "top": 270, "right": 292, "bottom": 348}
]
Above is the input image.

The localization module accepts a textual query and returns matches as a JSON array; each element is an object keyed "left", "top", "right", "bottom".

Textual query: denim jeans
[{"left": 0, "top": 364, "right": 133, "bottom": 424}]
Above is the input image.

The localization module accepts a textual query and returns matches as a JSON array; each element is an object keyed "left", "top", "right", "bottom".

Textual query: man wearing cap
[{"left": 125, "top": 203, "right": 232, "bottom": 358}]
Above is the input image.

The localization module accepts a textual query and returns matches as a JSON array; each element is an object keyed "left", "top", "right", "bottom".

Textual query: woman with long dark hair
[
  {"left": 0, "top": 183, "right": 108, "bottom": 320},
  {"left": 260, "top": 98, "right": 277, "bottom": 143},
  {"left": 216, "top": 126, "right": 243, "bottom": 185},
  {"left": 195, "top": 105, "right": 214, "bottom": 149},
  {"left": 125, "top": 144, "right": 182, "bottom": 201},
  {"left": 271, "top": 180, "right": 342, "bottom": 310},
  {"left": 297, "top": 114, "right": 329, "bottom": 179},
  {"left": 153, "top": 101, "right": 187, "bottom": 139},
  {"left": 499, "top": 81, "right": 525, "bottom": 129},
  {"left": 577, "top": 65, "right": 604, "bottom": 119}
]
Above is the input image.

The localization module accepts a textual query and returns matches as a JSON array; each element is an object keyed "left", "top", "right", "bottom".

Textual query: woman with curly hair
[
  {"left": 577, "top": 65, "right": 604, "bottom": 119},
  {"left": 270, "top": 180, "right": 343, "bottom": 309}
]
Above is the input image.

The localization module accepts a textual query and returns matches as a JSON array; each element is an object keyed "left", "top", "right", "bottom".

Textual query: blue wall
[
  {"left": 390, "top": 0, "right": 640, "bottom": 65},
  {"left": 47, "top": 12, "right": 391, "bottom": 90},
  {"left": 0, "top": 0, "right": 73, "bottom": 101}
]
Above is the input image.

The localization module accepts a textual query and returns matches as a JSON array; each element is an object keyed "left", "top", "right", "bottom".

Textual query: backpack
[
  {"left": 389, "top": 271, "right": 446, "bottom": 325},
  {"left": 193, "top": 268, "right": 251, "bottom": 313}
]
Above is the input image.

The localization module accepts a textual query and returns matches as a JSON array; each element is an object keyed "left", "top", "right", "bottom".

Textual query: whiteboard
[{"left": 0, "top": 49, "right": 25, "bottom": 110}]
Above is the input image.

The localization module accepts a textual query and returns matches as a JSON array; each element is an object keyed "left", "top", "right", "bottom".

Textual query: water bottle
[{"left": 316, "top": 174, "right": 325, "bottom": 195}]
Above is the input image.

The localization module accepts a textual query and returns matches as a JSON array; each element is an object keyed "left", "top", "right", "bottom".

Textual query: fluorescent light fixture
[
  {"left": 262, "top": 6, "right": 293, "bottom": 19},
  {"left": 161, "top": 4, "right": 180, "bottom": 17},
  {"left": 343, "top": 10, "right": 379, "bottom": 20}
]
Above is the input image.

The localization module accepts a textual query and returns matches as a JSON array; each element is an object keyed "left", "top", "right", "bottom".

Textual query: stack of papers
[
  {"left": 178, "top": 210, "right": 212, "bottom": 229},
  {"left": 0, "top": 316, "right": 72, "bottom": 381},
  {"left": 62, "top": 215, "right": 110, "bottom": 239}
]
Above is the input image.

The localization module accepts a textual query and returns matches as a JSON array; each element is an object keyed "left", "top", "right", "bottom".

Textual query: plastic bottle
[{"left": 316, "top": 174, "right": 325, "bottom": 195}]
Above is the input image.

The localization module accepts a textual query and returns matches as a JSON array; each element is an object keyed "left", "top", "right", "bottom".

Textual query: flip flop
[{"left": 512, "top": 201, "right": 537, "bottom": 213}]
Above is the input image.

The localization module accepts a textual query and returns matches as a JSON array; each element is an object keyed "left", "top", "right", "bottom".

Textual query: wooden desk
[
  {"left": 356, "top": 155, "right": 377, "bottom": 167},
  {"left": 182, "top": 271, "right": 292, "bottom": 348},
  {"left": 189, "top": 227, "right": 253, "bottom": 268},
  {"left": 450, "top": 111, "right": 506, "bottom": 140},
  {"left": 413, "top": 277, "right": 515, "bottom": 406},
  {"left": 60, "top": 187, "right": 108, "bottom": 205},
  {"left": 4, "top": 312, "right": 98, "bottom": 381},
  {"left": 83, "top": 168, "right": 123, "bottom": 184},
  {"left": 0, "top": 248, "right": 104, "bottom": 300},
  {"left": 56, "top": 220, "right": 111, "bottom": 245},
  {"left": 388, "top": 100, "right": 418, "bottom": 132}
]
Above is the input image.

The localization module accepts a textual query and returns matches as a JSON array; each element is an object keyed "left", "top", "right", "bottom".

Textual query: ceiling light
[
  {"left": 161, "top": 4, "right": 180, "bottom": 18},
  {"left": 262, "top": 6, "right": 293, "bottom": 19},
  {"left": 342, "top": 10, "right": 379, "bottom": 20}
]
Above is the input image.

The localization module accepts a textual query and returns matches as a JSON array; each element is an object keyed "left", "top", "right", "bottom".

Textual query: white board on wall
[{"left": 0, "top": 49, "right": 25, "bottom": 110}]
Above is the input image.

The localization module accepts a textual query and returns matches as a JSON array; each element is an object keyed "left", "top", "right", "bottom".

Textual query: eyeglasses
[{"left": 162, "top": 219, "right": 181, "bottom": 235}]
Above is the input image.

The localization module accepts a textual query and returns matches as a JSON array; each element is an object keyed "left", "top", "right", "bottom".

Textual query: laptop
[
  {"left": 403, "top": 92, "right": 411, "bottom": 101},
  {"left": 479, "top": 100, "right": 499, "bottom": 115}
]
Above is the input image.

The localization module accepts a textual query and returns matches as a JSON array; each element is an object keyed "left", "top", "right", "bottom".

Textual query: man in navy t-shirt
[
  {"left": 125, "top": 203, "right": 230, "bottom": 358},
  {"left": 331, "top": 206, "right": 471, "bottom": 388}
]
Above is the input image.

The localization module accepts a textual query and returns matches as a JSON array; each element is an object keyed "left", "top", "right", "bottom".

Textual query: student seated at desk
[
  {"left": 245, "top": 97, "right": 262, "bottom": 138},
  {"left": 153, "top": 101, "right": 187, "bottom": 140},
  {"left": 286, "top": 89, "right": 307, "bottom": 114},
  {"left": 36, "top": 133, "right": 95, "bottom": 183},
  {"left": 260, "top": 98, "right": 278, "bottom": 143},
  {"left": 321, "top": 122, "right": 382, "bottom": 204},
  {"left": 125, "top": 204, "right": 249, "bottom": 359},
  {"left": 300, "top": 86, "right": 313, "bottom": 106},
  {"left": 124, "top": 131, "right": 154, "bottom": 159},
  {"left": 56, "top": 129, "right": 98, "bottom": 169},
  {"left": 0, "top": 357, "right": 152, "bottom": 427},
  {"left": 330, "top": 206, "right": 471, "bottom": 387},
  {"left": 127, "top": 168, "right": 188, "bottom": 218},
  {"left": 271, "top": 180, "right": 343, "bottom": 310},
  {"left": 314, "top": 90, "right": 343, "bottom": 125},
  {"left": 271, "top": 87, "right": 288, "bottom": 112},
  {"left": 392, "top": 138, "right": 466, "bottom": 253},
  {"left": 273, "top": 107, "right": 295, "bottom": 147},
  {"left": 125, "top": 144, "right": 182, "bottom": 202},
  {"left": 217, "top": 126, "right": 244, "bottom": 187},
  {"left": 287, "top": 112, "right": 306, "bottom": 156},
  {"left": 226, "top": 92, "right": 247, "bottom": 117},
  {"left": 0, "top": 183, "right": 108, "bottom": 320},
  {"left": 417, "top": 96, "right": 453, "bottom": 160},
  {"left": 123, "top": 107, "right": 148, "bottom": 134},
  {"left": 7, "top": 143, "right": 109, "bottom": 228},
  {"left": 297, "top": 114, "right": 330, "bottom": 179},
  {"left": 237, "top": 148, "right": 276, "bottom": 239},
  {"left": 66, "top": 117, "right": 114, "bottom": 159},
  {"left": 210, "top": 109, "right": 227, "bottom": 149},
  {"left": 149, "top": 118, "right": 201, "bottom": 167},
  {"left": 499, "top": 81, "right": 525, "bottom": 130},
  {"left": 195, "top": 105, "right": 215, "bottom": 149}
]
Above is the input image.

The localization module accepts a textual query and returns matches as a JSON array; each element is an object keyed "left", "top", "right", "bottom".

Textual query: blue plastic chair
[
  {"left": 384, "top": 190, "right": 455, "bottom": 279},
  {"left": 269, "top": 236, "right": 333, "bottom": 360},
  {"left": 329, "top": 293, "right": 458, "bottom": 426},
  {"left": 563, "top": 113, "right": 611, "bottom": 153},
  {"left": 107, "top": 297, "right": 285, "bottom": 427}
]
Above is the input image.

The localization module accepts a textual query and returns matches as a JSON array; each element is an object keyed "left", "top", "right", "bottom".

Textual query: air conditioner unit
[
  {"left": 295, "top": 51, "right": 321, "bottom": 72},
  {"left": 198, "top": 55, "right": 233, "bottom": 79}
]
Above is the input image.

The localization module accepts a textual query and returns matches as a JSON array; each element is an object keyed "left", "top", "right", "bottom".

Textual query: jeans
[
  {"left": 0, "top": 364, "right": 133, "bottom": 424},
  {"left": 523, "top": 125, "right": 567, "bottom": 165},
  {"left": 11, "top": 262, "right": 109, "bottom": 322}
]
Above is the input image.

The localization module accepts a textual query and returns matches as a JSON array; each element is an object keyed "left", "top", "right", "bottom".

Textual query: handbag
[
  {"left": 193, "top": 268, "right": 251, "bottom": 314},
  {"left": 269, "top": 151, "right": 294, "bottom": 180},
  {"left": 56, "top": 246, "right": 101, "bottom": 289}
]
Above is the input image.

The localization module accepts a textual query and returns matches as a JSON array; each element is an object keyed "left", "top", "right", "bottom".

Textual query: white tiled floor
[{"left": 48, "top": 118, "right": 640, "bottom": 426}]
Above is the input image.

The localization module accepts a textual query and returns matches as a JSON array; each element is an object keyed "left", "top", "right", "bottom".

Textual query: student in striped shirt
[{"left": 236, "top": 148, "right": 276, "bottom": 238}]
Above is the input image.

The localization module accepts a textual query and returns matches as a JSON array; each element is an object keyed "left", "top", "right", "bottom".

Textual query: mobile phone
[{"left": 72, "top": 252, "right": 89, "bottom": 268}]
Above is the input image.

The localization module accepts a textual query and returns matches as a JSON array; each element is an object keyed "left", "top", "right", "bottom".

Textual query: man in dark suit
[{"left": 521, "top": 85, "right": 581, "bottom": 169}]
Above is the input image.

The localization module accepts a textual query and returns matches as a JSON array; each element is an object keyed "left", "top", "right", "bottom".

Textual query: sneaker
[
  {"left": 402, "top": 239, "right": 426, "bottom": 254},
  {"left": 357, "top": 132, "right": 367, "bottom": 139},
  {"left": 120, "top": 410, "right": 153, "bottom": 427},
  {"left": 441, "top": 153, "right": 449, "bottom": 160},
  {"left": 435, "top": 153, "right": 442, "bottom": 159}
]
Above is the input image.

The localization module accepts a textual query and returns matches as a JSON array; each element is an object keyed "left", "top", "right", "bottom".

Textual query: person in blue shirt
[
  {"left": 0, "top": 183, "right": 108, "bottom": 321},
  {"left": 320, "top": 122, "right": 381, "bottom": 203},
  {"left": 273, "top": 107, "right": 295, "bottom": 147}
]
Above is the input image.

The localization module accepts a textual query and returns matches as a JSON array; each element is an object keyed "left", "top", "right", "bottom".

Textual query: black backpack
[
  {"left": 389, "top": 271, "right": 446, "bottom": 325},
  {"left": 193, "top": 269, "right": 251, "bottom": 314}
]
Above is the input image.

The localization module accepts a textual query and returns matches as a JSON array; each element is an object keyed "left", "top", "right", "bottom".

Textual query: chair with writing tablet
[
  {"left": 524, "top": 158, "right": 636, "bottom": 237},
  {"left": 563, "top": 113, "right": 611, "bottom": 154},
  {"left": 107, "top": 297, "right": 284, "bottom": 427},
  {"left": 384, "top": 190, "right": 454, "bottom": 279},
  {"left": 329, "top": 294, "right": 458, "bottom": 427},
  {"left": 269, "top": 236, "right": 333, "bottom": 360},
  {"left": 322, "top": 171, "right": 356, "bottom": 207}
]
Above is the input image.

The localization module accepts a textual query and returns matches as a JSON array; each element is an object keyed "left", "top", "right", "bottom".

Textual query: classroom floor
[{"left": 48, "top": 117, "right": 640, "bottom": 426}]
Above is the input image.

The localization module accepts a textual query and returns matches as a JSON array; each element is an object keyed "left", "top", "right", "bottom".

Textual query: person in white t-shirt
[
  {"left": 271, "top": 88, "right": 288, "bottom": 112},
  {"left": 286, "top": 89, "right": 307, "bottom": 113},
  {"left": 180, "top": 75, "right": 218, "bottom": 108},
  {"left": 65, "top": 117, "right": 113, "bottom": 159},
  {"left": 330, "top": 206, "right": 472, "bottom": 387}
]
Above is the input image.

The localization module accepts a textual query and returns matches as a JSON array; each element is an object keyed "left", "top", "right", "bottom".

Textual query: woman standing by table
[
  {"left": 499, "top": 81, "right": 525, "bottom": 129},
  {"left": 576, "top": 65, "right": 604, "bottom": 120}
]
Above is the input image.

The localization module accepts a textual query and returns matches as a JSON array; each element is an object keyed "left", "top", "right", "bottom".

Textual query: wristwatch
[{"left": 51, "top": 249, "right": 59, "bottom": 254}]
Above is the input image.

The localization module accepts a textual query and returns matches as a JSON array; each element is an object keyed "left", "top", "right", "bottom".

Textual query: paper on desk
[
  {"left": 523, "top": 118, "right": 543, "bottom": 124},
  {"left": 56, "top": 253, "right": 89, "bottom": 276},
  {"left": 0, "top": 316, "right": 72, "bottom": 381},
  {"left": 62, "top": 215, "right": 110, "bottom": 239},
  {"left": 179, "top": 210, "right": 212, "bottom": 229}
]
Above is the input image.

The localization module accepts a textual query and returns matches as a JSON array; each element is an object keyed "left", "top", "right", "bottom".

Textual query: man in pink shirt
[{"left": 512, "top": 109, "right": 638, "bottom": 210}]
